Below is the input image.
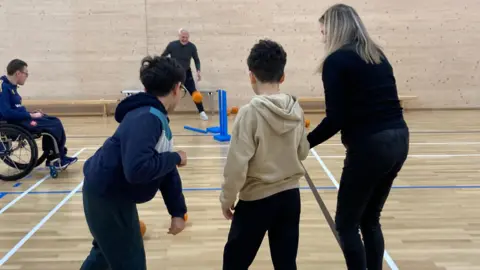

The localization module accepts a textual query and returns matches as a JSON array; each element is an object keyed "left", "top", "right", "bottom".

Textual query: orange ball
[
  {"left": 192, "top": 91, "right": 203, "bottom": 104},
  {"left": 305, "top": 119, "right": 311, "bottom": 128},
  {"left": 139, "top": 220, "right": 146, "bottom": 237},
  {"left": 184, "top": 213, "right": 188, "bottom": 222},
  {"left": 230, "top": 106, "right": 239, "bottom": 114}
]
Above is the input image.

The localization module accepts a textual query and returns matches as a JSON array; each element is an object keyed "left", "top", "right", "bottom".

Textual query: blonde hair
[{"left": 317, "top": 4, "right": 384, "bottom": 72}]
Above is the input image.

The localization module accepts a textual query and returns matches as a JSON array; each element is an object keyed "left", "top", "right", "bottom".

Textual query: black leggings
[
  {"left": 223, "top": 188, "right": 301, "bottom": 270},
  {"left": 184, "top": 69, "right": 204, "bottom": 113},
  {"left": 335, "top": 128, "right": 409, "bottom": 270}
]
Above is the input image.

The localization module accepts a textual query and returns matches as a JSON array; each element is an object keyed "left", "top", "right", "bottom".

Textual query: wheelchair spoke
[
  {"left": 1, "top": 155, "right": 20, "bottom": 172},
  {"left": 0, "top": 125, "right": 38, "bottom": 181}
]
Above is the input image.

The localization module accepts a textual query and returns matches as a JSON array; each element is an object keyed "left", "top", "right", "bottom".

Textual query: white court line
[
  {"left": 310, "top": 148, "right": 399, "bottom": 270},
  {"left": 71, "top": 153, "right": 480, "bottom": 163},
  {"left": 0, "top": 148, "right": 86, "bottom": 215},
  {"left": 310, "top": 149, "right": 340, "bottom": 188},
  {"left": 67, "top": 141, "right": 480, "bottom": 151},
  {"left": 0, "top": 180, "right": 83, "bottom": 266}
]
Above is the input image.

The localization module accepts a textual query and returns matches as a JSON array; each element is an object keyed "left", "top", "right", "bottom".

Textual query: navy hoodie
[
  {"left": 0, "top": 75, "right": 31, "bottom": 121},
  {"left": 82, "top": 92, "right": 187, "bottom": 218}
]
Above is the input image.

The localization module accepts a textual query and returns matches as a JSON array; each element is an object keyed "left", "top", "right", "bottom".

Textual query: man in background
[{"left": 161, "top": 28, "right": 208, "bottom": 121}]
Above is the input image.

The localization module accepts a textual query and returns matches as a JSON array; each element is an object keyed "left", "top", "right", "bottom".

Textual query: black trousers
[
  {"left": 335, "top": 128, "right": 409, "bottom": 270},
  {"left": 80, "top": 187, "right": 146, "bottom": 270},
  {"left": 15, "top": 115, "right": 67, "bottom": 158},
  {"left": 184, "top": 69, "right": 205, "bottom": 113},
  {"left": 223, "top": 188, "right": 301, "bottom": 270}
]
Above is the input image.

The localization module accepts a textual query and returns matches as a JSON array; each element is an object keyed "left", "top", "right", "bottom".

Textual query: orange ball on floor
[{"left": 192, "top": 91, "right": 203, "bottom": 104}]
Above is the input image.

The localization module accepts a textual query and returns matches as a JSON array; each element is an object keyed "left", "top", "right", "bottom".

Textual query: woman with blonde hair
[{"left": 307, "top": 4, "right": 409, "bottom": 270}]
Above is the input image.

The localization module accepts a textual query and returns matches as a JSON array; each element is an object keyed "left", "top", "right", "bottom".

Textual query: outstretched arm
[
  {"left": 307, "top": 56, "right": 347, "bottom": 148},
  {"left": 191, "top": 44, "right": 201, "bottom": 72},
  {"left": 161, "top": 42, "right": 172, "bottom": 57},
  {"left": 159, "top": 168, "right": 187, "bottom": 218}
]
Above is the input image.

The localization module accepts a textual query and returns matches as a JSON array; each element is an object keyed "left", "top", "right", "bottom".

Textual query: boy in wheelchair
[{"left": 0, "top": 59, "right": 77, "bottom": 169}]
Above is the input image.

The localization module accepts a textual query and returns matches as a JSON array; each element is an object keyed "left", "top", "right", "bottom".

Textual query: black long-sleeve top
[
  {"left": 307, "top": 44, "right": 407, "bottom": 148},
  {"left": 161, "top": 40, "right": 201, "bottom": 72}
]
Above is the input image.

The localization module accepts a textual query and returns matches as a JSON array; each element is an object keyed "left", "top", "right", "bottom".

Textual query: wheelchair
[{"left": 0, "top": 121, "right": 64, "bottom": 181}]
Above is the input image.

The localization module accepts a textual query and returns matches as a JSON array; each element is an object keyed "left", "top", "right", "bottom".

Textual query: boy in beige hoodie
[{"left": 220, "top": 39, "right": 310, "bottom": 270}]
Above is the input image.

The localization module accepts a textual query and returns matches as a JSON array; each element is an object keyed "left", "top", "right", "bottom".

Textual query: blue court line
[{"left": 1, "top": 184, "right": 480, "bottom": 196}]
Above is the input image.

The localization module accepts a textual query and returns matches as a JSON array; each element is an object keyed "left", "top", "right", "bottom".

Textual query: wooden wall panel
[
  {"left": 0, "top": 0, "right": 147, "bottom": 101},
  {"left": 1, "top": 0, "right": 479, "bottom": 111}
]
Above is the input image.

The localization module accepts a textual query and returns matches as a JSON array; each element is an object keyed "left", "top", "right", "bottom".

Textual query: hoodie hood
[
  {"left": 250, "top": 93, "right": 303, "bottom": 135},
  {"left": 115, "top": 92, "right": 167, "bottom": 123}
]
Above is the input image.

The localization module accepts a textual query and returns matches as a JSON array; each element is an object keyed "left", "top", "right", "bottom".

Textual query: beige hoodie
[{"left": 220, "top": 93, "right": 310, "bottom": 209}]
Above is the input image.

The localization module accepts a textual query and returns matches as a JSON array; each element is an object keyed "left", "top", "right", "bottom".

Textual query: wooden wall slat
[{"left": 0, "top": 0, "right": 478, "bottom": 111}]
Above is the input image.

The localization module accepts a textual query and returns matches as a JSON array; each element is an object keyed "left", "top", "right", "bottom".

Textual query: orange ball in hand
[
  {"left": 192, "top": 91, "right": 203, "bottom": 104},
  {"left": 305, "top": 119, "right": 311, "bottom": 128},
  {"left": 230, "top": 106, "right": 239, "bottom": 114},
  {"left": 139, "top": 220, "right": 146, "bottom": 237}
]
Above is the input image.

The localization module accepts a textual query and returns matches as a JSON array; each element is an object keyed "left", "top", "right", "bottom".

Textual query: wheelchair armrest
[{"left": 0, "top": 121, "right": 42, "bottom": 139}]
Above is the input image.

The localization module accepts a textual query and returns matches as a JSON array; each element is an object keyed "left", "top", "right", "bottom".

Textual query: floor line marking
[
  {"left": 0, "top": 180, "right": 83, "bottom": 266},
  {"left": 73, "top": 153, "right": 480, "bottom": 163},
  {"left": 0, "top": 148, "right": 86, "bottom": 215},
  {"left": 67, "top": 141, "right": 480, "bottom": 151},
  {"left": 1, "top": 184, "right": 480, "bottom": 196},
  {"left": 310, "top": 148, "right": 399, "bottom": 270}
]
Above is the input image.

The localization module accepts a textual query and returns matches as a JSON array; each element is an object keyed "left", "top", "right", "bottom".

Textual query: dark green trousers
[{"left": 80, "top": 187, "right": 146, "bottom": 270}]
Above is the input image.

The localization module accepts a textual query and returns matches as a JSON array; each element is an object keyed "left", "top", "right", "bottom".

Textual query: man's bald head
[{"left": 178, "top": 28, "right": 190, "bottom": 45}]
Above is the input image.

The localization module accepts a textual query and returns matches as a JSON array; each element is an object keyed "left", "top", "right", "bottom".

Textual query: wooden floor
[{"left": 0, "top": 110, "right": 480, "bottom": 270}]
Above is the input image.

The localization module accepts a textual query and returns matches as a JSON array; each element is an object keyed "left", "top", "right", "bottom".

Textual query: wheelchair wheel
[
  {"left": 3, "top": 147, "right": 45, "bottom": 169},
  {"left": 0, "top": 124, "right": 39, "bottom": 181}
]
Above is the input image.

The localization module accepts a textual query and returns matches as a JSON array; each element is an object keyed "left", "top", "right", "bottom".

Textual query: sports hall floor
[{"left": 0, "top": 110, "right": 479, "bottom": 270}]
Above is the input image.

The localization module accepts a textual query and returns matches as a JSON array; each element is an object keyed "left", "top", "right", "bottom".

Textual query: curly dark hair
[
  {"left": 247, "top": 39, "right": 287, "bottom": 83},
  {"left": 139, "top": 55, "right": 186, "bottom": 97}
]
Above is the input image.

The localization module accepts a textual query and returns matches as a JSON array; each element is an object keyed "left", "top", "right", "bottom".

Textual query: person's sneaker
[
  {"left": 199, "top": 111, "right": 208, "bottom": 121},
  {"left": 60, "top": 156, "right": 78, "bottom": 169},
  {"left": 47, "top": 156, "right": 78, "bottom": 170}
]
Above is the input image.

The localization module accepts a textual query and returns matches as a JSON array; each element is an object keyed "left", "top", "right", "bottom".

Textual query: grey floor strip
[{"left": 302, "top": 164, "right": 340, "bottom": 245}]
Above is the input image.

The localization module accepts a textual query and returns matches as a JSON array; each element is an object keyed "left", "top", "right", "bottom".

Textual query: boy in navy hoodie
[{"left": 80, "top": 56, "right": 188, "bottom": 270}]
